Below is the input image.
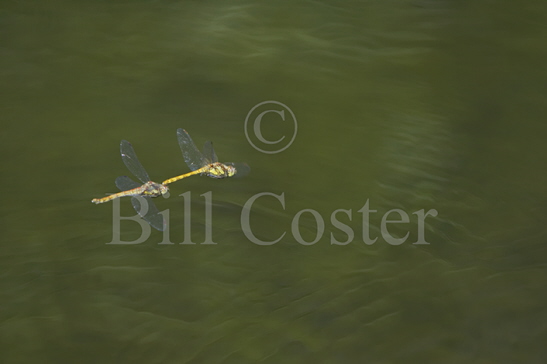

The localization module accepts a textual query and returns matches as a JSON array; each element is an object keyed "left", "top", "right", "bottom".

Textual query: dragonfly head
[
  {"left": 158, "top": 184, "right": 169, "bottom": 195},
  {"left": 225, "top": 164, "right": 236, "bottom": 177}
]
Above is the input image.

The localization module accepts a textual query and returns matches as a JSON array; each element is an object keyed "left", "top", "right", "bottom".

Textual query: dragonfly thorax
[
  {"left": 205, "top": 162, "right": 236, "bottom": 179},
  {"left": 142, "top": 181, "right": 169, "bottom": 197}
]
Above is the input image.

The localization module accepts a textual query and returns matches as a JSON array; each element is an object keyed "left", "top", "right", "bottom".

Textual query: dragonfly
[
  {"left": 162, "top": 128, "right": 250, "bottom": 185},
  {"left": 92, "top": 140, "right": 169, "bottom": 231}
]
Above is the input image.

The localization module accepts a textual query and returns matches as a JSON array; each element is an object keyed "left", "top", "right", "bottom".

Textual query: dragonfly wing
[
  {"left": 203, "top": 141, "right": 218, "bottom": 163},
  {"left": 177, "top": 128, "right": 208, "bottom": 171},
  {"left": 131, "top": 196, "right": 166, "bottom": 231},
  {"left": 226, "top": 162, "right": 251, "bottom": 178},
  {"left": 115, "top": 175, "right": 141, "bottom": 191},
  {"left": 120, "top": 140, "right": 151, "bottom": 184}
]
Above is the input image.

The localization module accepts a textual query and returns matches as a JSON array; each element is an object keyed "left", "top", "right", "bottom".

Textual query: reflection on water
[{"left": 2, "top": 0, "right": 547, "bottom": 362}]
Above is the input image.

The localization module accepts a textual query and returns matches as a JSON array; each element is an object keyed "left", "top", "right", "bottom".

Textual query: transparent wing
[
  {"left": 115, "top": 176, "right": 141, "bottom": 191},
  {"left": 226, "top": 162, "right": 251, "bottom": 178},
  {"left": 203, "top": 141, "right": 218, "bottom": 163},
  {"left": 131, "top": 196, "right": 166, "bottom": 231},
  {"left": 177, "top": 128, "right": 208, "bottom": 171},
  {"left": 120, "top": 140, "right": 150, "bottom": 184}
]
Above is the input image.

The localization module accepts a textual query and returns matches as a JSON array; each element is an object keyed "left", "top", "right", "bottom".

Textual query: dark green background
[{"left": 2, "top": 0, "right": 546, "bottom": 363}]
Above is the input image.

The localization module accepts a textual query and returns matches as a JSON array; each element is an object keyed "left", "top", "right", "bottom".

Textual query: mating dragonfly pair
[{"left": 92, "top": 128, "right": 249, "bottom": 231}]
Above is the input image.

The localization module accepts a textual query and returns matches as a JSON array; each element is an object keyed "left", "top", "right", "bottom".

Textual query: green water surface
[{"left": 2, "top": 1, "right": 546, "bottom": 363}]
